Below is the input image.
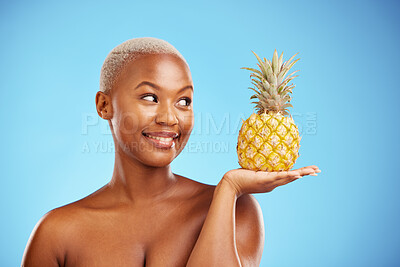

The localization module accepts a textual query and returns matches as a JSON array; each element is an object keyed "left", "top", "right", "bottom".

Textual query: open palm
[{"left": 222, "top": 165, "right": 321, "bottom": 197}]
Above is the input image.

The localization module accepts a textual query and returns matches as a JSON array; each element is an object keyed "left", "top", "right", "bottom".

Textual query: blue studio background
[{"left": 1, "top": 0, "right": 399, "bottom": 266}]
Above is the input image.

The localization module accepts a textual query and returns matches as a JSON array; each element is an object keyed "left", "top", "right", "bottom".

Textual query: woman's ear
[{"left": 95, "top": 91, "right": 113, "bottom": 120}]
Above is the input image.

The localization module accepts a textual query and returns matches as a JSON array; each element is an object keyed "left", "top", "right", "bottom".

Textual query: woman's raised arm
[{"left": 186, "top": 165, "right": 320, "bottom": 267}]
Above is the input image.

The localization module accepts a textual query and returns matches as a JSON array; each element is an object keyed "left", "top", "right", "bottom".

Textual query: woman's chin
[
  {"left": 141, "top": 156, "right": 175, "bottom": 168},
  {"left": 134, "top": 149, "right": 178, "bottom": 168}
]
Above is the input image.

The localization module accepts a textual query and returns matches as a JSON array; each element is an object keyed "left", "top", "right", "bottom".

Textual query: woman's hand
[{"left": 221, "top": 165, "right": 321, "bottom": 197}]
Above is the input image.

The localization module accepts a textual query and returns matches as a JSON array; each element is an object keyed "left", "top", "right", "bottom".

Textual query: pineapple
[{"left": 237, "top": 50, "right": 301, "bottom": 172}]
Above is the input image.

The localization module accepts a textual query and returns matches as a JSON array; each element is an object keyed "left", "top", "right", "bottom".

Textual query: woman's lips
[{"left": 142, "top": 132, "right": 178, "bottom": 149}]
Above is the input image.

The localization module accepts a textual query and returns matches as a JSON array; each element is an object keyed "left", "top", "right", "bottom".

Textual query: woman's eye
[
  {"left": 177, "top": 98, "right": 192, "bottom": 107},
  {"left": 142, "top": 94, "right": 158, "bottom": 103}
]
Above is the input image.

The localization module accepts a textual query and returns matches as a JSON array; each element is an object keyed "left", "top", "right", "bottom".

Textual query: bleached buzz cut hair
[{"left": 100, "top": 37, "right": 188, "bottom": 94}]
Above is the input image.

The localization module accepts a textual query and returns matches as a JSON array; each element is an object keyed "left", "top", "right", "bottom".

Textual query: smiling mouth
[{"left": 142, "top": 132, "right": 179, "bottom": 149}]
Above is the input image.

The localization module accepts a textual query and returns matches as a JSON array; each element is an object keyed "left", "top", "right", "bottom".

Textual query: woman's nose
[{"left": 155, "top": 104, "right": 178, "bottom": 126}]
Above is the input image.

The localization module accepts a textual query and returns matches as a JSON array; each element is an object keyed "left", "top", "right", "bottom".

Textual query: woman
[{"left": 22, "top": 37, "right": 320, "bottom": 267}]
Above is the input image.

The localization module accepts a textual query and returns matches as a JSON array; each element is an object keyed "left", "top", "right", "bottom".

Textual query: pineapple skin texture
[{"left": 237, "top": 112, "right": 300, "bottom": 172}]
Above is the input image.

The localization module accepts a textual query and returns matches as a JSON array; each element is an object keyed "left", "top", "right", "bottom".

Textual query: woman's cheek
[
  {"left": 113, "top": 111, "right": 140, "bottom": 136},
  {"left": 177, "top": 112, "right": 194, "bottom": 153},
  {"left": 122, "top": 112, "right": 141, "bottom": 135},
  {"left": 180, "top": 111, "right": 194, "bottom": 132}
]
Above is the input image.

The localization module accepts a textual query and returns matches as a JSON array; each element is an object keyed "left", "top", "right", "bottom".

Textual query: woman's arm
[
  {"left": 186, "top": 178, "right": 263, "bottom": 267},
  {"left": 186, "top": 166, "right": 320, "bottom": 267}
]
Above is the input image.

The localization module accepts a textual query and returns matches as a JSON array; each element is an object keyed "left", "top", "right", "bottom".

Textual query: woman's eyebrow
[
  {"left": 135, "top": 81, "right": 161, "bottom": 90},
  {"left": 177, "top": 85, "right": 193, "bottom": 94},
  {"left": 135, "top": 81, "right": 193, "bottom": 93}
]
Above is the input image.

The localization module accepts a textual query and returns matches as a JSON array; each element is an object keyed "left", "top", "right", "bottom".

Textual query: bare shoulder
[
  {"left": 22, "top": 203, "right": 83, "bottom": 267},
  {"left": 22, "top": 189, "right": 112, "bottom": 267},
  {"left": 22, "top": 184, "right": 111, "bottom": 266},
  {"left": 235, "top": 194, "right": 265, "bottom": 266},
  {"left": 174, "top": 174, "right": 216, "bottom": 199}
]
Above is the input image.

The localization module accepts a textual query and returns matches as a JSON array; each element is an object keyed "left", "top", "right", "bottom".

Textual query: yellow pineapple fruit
[{"left": 237, "top": 50, "right": 301, "bottom": 171}]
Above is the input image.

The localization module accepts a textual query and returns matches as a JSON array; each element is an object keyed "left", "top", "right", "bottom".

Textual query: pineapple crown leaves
[{"left": 241, "top": 49, "right": 300, "bottom": 116}]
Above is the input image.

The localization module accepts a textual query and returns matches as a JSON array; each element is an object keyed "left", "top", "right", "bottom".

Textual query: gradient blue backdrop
[{"left": 1, "top": 0, "right": 399, "bottom": 266}]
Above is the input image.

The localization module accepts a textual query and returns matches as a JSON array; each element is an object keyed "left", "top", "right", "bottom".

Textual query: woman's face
[{"left": 109, "top": 53, "right": 194, "bottom": 167}]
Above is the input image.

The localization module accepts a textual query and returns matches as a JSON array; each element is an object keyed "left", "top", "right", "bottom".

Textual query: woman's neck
[{"left": 107, "top": 151, "right": 178, "bottom": 204}]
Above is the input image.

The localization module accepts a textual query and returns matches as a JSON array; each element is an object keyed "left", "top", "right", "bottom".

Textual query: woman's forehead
[
  {"left": 116, "top": 53, "right": 193, "bottom": 91},
  {"left": 125, "top": 54, "right": 191, "bottom": 80}
]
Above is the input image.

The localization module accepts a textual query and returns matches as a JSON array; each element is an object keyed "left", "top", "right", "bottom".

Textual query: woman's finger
[
  {"left": 273, "top": 166, "right": 320, "bottom": 184},
  {"left": 296, "top": 167, "right": 318, "bottom": 176},
  {"left": 256, "top": 169, "right": 303, "bottom": 183},
  {"left": 301, "top": 165, "right": 321, "bottom": 173},
  {"left": 273, "top": 170, "right": 299, "bottom": 180},
  {"left": 277, "top": 165, "right": 321, "bottom": 187},
  {"left": 259, "top": 171, "right": 300, "bottom": 190},
  {"left": 271, "top": 176, "right": 300, "bottom": 189}
]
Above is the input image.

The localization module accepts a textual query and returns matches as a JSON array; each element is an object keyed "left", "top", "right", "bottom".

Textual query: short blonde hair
[{"left": 99, "top": 37, "right": 188, "bottom": 93}]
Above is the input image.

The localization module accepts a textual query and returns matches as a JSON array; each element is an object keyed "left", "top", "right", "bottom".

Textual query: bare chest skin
[{"left": 61, "top": 184, "right": 214, "bottom": 267}]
